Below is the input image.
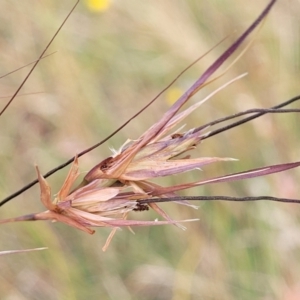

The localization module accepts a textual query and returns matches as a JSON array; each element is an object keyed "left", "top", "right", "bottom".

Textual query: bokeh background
[{"left": 1, "top": 0, "right": 300, "bottom": 299}]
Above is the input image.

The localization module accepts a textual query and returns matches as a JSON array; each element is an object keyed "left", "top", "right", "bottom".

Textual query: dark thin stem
[
  {"left": 0, "top": 2, "right": 79, "bottom": 116},
  {"left": 138, "top": 195, "right": 300, "bottom": 205},
  {"left": 198, "top": 95, "right": 300, "bottom": 139}
]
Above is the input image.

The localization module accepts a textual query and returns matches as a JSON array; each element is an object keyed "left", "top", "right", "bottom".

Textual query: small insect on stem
[{"left": 133, "top": 203, "right": 149, "bottom": 212}]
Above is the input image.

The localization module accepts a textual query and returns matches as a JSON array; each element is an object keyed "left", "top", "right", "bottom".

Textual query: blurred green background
[{"left": 1, "top": 0, "right": 300, "bottom": 299}]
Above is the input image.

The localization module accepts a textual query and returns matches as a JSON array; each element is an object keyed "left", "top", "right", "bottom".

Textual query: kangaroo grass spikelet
[{"left": 2, "top": 0, "right": 300, "bottom": 251}]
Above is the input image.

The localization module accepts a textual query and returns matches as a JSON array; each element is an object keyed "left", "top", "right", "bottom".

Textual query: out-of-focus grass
[{"left": 1, "top": 0, "right": 300, "bottom": 299}]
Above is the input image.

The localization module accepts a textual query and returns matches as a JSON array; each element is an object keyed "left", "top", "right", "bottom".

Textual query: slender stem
[
  {"left": 199, "top": 95, "right": 300, "bottom": 139},
  {"left": 0, "top": 1, "right": 79, "bottom": 116},
  {"left": 138, "top": 195, "right": 300, "bottom": 205}
]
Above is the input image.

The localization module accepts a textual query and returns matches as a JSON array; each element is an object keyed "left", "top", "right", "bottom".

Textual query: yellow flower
[
  {"left": 85, "top": 0, "right": 111, "bottom": 12},
  {"left": 166, "top": 87, "right": 183, "bottom": 106}
]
